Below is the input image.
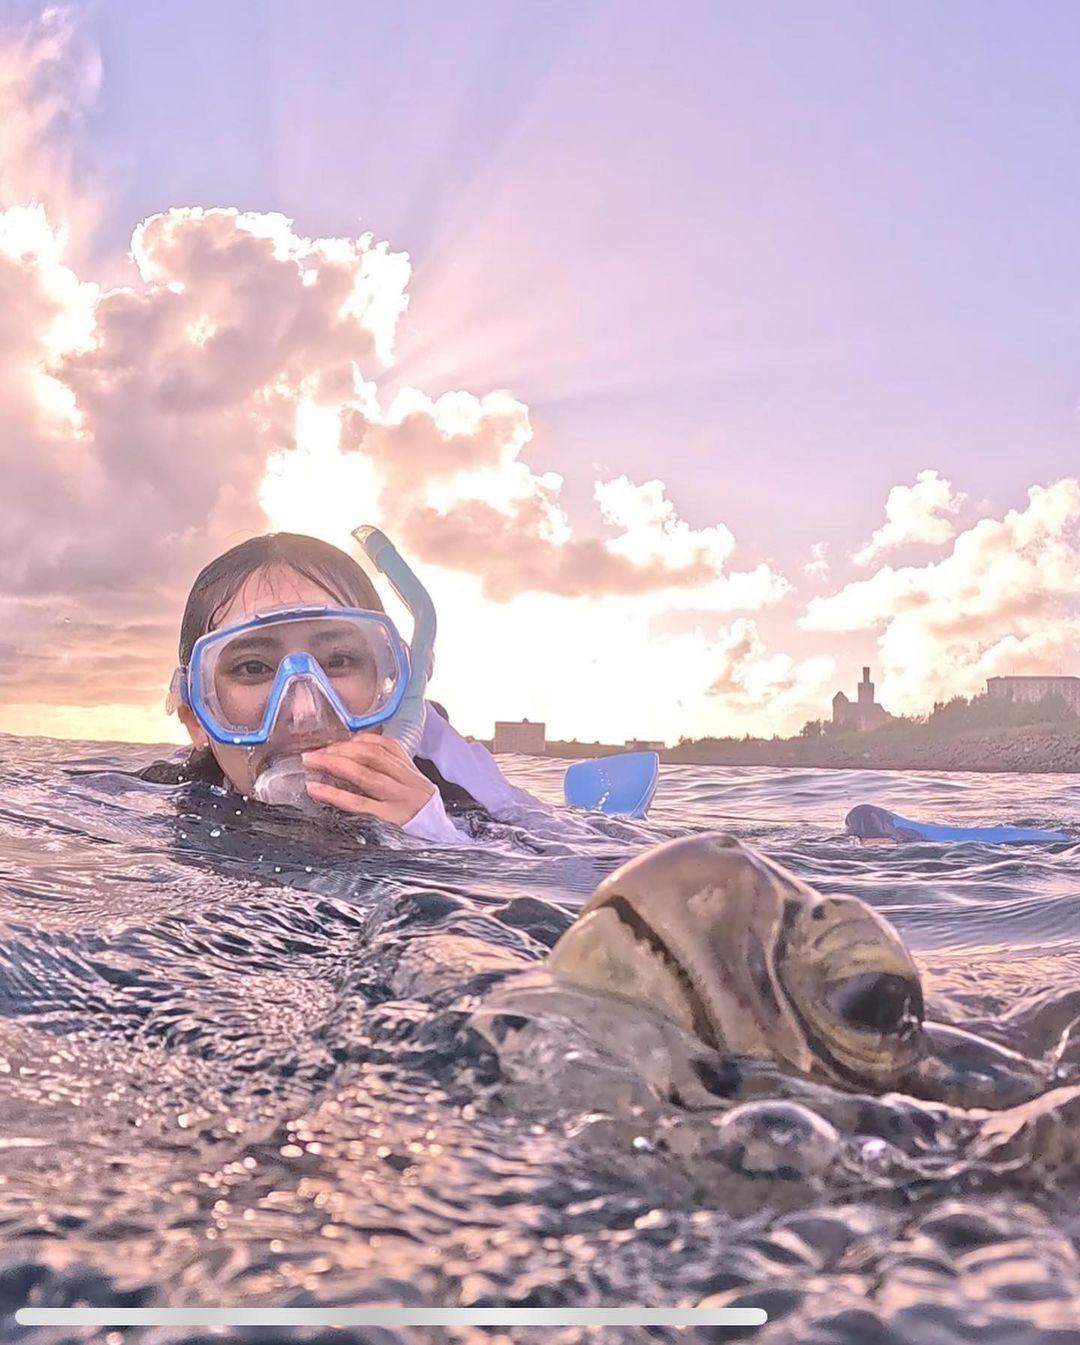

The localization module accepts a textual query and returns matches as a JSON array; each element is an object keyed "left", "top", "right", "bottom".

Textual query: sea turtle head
[{"left": 547, "top": 832, "right": 926, "bottom": 1092}]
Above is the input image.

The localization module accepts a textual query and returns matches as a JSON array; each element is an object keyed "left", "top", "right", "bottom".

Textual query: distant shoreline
[
  {"left": 2, "top": 721, "right": 1078, "bottom": 776},
  {"left": 489, "top": 723, "right": 1080, "bottom": 775}
]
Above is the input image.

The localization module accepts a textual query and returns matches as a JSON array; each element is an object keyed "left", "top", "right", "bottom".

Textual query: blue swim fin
[{"left": 564, "top": 752, "right": 659, "bottom": 818}]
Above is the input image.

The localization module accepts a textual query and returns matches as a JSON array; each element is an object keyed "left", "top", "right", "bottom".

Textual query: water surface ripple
[{"left": 2, "top": 736, "right": 1080, "bottom": 1343}]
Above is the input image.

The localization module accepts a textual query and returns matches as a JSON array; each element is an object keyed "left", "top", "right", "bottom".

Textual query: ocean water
[{"left": 2, "top": 732, "right": 1080, "bottom": 1344}]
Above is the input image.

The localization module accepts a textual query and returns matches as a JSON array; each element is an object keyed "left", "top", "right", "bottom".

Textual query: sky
[{"left": 1, "top": 0, "right": 1080, "bottom": 747}]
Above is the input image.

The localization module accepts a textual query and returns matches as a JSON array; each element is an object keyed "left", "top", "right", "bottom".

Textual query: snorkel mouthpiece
[
  {"left": 351, "top": 525, "right": 436, "bottom": 760},
  {"left": 253, "top": 755, "right": 325, "bottom": 813},
  {"left": 250, "top": 678, "right": 350, "bottom": 814}
]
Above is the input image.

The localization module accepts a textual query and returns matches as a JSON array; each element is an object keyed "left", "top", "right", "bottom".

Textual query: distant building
[
  {"left": 832, "top": 667, "right": 891, "bottom": 733},
  {"left": 492, "top": 719, "right": 547, "bottom": 754},
  {"left": 986, "top": 676, "right": 1080, "bottom": 713},
  {"left": 625, "top": 739, "right": 665, "bottom": 752}
]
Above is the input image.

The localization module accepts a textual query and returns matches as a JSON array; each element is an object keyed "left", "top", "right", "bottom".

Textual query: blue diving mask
[{"left": 169, "top": 605, "right": 410, "bottom": 749}]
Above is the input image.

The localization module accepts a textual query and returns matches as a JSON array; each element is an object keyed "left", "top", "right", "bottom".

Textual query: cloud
[
  {"left": 707, "top": 618, "right": 764, "bottom": 697},
  {"left": 387, "top": 473, "right": 787, "bottom": 603},
  {"left": 644, "top": 573, "right": 797, "bottom": 642},
  {"left": 803, "top": 478, "right": 1080, "bottom": 713},
  {"left": 415, "top": 572, "right": 827, "bottom": 745},
  {"left": 333, "top": 397, "right": 751, "bottom": 599},
  {"left": 803, "top": 541, "right": 830, "bottom": 582},
  {"left": 853, "top": 469, "right": 966, "bottom": 566},
  {"left": 0, "top": 191, "right": 788, "bottom": 733},
  {"left": 0, "top": 6, "right": 101, "bottom": 244},
  {"left": 0, "top": 197, "right": 781, "bottom": 611},
  {"left": 401, "top": 498, "right": 716, "bottom": 601},
  {"left": 0, "top": 198, "right": 419, "bottom": 733},
  {"left": 800, "top": 565, "right": 928, "bottom": 633},
  {"left": 0, "top": 205, "right": 410, "bottom": 603},
  {"left": 0, "top": 620, "right": 175, "bottom": 707},
  {"left": 704, "top": 617, "right": 835, "bottom": 734}
]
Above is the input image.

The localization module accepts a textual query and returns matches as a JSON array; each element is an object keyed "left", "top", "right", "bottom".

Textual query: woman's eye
[
  {"left": 322, "top": 650, "right": 370, "bottom": 673},
  {"left": 228, "top": 659, "right": 273, "bottom": 679}
]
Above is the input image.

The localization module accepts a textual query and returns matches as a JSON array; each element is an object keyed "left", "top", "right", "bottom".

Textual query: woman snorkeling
[{"left": 154, "top": 527, "right": 554, "bottom": 845}]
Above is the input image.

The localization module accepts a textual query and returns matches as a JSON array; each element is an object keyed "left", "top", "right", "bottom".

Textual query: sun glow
[{"left": 259, "top": 398, "right": 382, "bottom": 548}]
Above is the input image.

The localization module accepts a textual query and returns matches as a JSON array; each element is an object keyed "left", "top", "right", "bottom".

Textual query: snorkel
[{"left": 351, "top": 525, "right": 436, "bottom": 759}]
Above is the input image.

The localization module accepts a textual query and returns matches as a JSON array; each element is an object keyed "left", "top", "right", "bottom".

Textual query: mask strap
[{"left": 166, "top": 667, "right": 187, "bottom": 715}]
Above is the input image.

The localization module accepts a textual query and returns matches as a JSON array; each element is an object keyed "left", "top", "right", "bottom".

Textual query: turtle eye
[{"left": 825, "top": 972, "right": 923, "bottom": 1038}]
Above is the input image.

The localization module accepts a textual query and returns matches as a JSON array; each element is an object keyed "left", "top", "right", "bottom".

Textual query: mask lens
[{"left": 194, "top": 612, "right": 402, "bottom": 739}]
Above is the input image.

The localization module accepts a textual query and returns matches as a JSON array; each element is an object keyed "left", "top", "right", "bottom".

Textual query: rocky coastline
[{"left": 537, "top": 723, "right": 1080, "bottom": 774}]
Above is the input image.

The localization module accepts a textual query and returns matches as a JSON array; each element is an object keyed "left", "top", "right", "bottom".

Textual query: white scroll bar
[{"left": 16, "top": 1306, "right": 768, "bottom": 1328}]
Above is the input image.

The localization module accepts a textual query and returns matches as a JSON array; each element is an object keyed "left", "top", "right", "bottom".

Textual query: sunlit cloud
[
  {"left": 853, "top": 469, "right": 966, "bottom": 567},
  {"left": 705, "top": 617, "right": 835, "bottom": 735},
  {"left": 803, "top": 478, "right": 1080, "bottom": 713},
  {"left": 803, "top": 542, "right": 830, "bottom": 582},
  {"left": 0, "top": 5, "right": 101, "bottom": 247}
]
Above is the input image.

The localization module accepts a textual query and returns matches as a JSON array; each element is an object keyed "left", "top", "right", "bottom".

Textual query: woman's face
[{"left": 179, "top": 565, "right": 379, "bottom": 795}]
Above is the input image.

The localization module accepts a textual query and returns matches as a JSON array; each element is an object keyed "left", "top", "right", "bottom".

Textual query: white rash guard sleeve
[
  {"left": 399, "top": 786, "right": 472, "bottom": 846},
  {"left": 403, "top": 704, "right": 600, "bottom": 843}
]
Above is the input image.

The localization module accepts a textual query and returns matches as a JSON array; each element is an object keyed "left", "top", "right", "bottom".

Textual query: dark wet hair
[
  {"left": 178, "top": 533, "right": 384, "bottom": 667},
  {"left": 143, "top": 533, "right": 384, "bottom": 787}
]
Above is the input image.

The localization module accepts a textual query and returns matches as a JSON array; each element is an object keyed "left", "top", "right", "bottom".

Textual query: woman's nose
[{"left": 282, "top": 680, "right": 322, "bottom": 726}]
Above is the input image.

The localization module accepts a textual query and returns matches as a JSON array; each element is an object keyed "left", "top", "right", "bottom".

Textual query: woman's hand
[{"left": 301, "top": 736, "right": 436, "bottom": 826}]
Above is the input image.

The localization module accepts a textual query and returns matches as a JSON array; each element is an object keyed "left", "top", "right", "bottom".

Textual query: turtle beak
[{"left": 900, "top": 1022, "right": 1052, "bottom": 1110}]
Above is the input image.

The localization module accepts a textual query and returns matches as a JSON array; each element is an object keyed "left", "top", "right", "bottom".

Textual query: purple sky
[
  {"left": 2, "top": 1, "right": 1080, "bottom": 743},
  {"left": 88, "top": 0, "right": 1080, "bottom": 543}
]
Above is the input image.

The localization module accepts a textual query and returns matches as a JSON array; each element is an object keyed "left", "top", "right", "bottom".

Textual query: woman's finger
[
  {"left": 307, "top": 736, "right": 419, "bottom": 787},
  {"left": 303, "top": 752, "right": 400, "bottom": 801}
]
